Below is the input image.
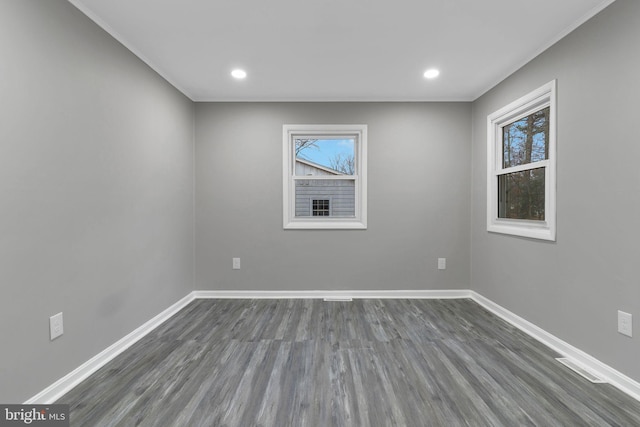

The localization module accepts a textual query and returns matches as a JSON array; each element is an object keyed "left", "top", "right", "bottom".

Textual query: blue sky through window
[{"left": 296, "top": 138, "right": 355, "bottom": 170}]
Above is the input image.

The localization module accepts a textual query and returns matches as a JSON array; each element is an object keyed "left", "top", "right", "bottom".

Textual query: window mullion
[
  {"left": 292, "top": 175, "right": 356, "bottom": 181},
  {"left": 497, "top": 160, "right": 549, "bottom": 176}
]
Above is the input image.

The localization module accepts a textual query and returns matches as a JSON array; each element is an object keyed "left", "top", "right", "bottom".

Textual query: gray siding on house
[
  {"left": 295, "top": 179, "right": 356, "bottom": 217},
  {"left": 294, "top": 158, "right": 355, "bottom": 217},
  {"left": 295, "top": 161, "right": 338, "bottom": 176}
]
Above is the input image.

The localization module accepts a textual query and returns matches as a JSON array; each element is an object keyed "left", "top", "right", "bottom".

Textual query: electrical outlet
[
  {"left": 618, "top": 311, "right": 632, "bottom": 337},
  {"left": 232, "top": 257, "right": 241, "bottom": 270},
  {"left": 50, "top": 312, "right": 64, "bottom": 340},
  {"left": 438, "top": 258, "right": 446, "bottom": 270}
]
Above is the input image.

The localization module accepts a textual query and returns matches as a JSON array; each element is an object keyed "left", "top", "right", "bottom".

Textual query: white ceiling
[{"left": 68, "top": 0, "right": 615, "bottom": 102}]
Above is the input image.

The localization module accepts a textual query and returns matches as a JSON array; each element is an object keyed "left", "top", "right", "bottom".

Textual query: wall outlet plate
[
  {"left": 232, "top": 257, "right": 241, "bottom": 270},
  {"left": 618, "top": 310, "right": 632, "bottom": 337},
  {"left": 50, "top": 312, "right": 64, "bottom": 340},
  {"left": 438, "top": 258, "right": 446, "bottom": 270}
]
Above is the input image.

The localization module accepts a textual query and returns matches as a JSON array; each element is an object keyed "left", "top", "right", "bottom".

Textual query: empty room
[{"left": 1, "top": 0, "right": 640, "bottom": 425}]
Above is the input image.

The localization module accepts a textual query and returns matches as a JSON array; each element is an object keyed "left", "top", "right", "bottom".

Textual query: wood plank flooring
[{"left": 58, "top": 299, "right": 640, "bottom": 426}]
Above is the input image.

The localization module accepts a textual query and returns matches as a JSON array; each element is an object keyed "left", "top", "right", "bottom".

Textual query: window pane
[
  {"left": 312, "top": 199, "right": 330, "bottom": 216},
  {"left": 502, "top": 106, "right": 549, "bottom": 168},
  {"left": 295, "top": 138, "right": 355, "bottom": 175},
  {"left": 295, "top": 179, "right": 355, "bottom": 217},
  {"left": 498, "top": 168, "right": 545, "bottom": 220}
]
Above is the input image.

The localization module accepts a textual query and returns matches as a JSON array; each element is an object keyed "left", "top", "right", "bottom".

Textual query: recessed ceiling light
[
  {"left": 231, "top": 69, "right": 247, "bottom": 79},
  {"left": 423, "top": 69, "right": 440, "bottom": 79}
]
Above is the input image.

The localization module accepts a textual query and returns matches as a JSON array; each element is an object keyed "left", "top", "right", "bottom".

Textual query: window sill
[
  {"left": 284, "top": 219, "right": 367, "bottom": 230},
  {"left": 488, "top": 219, "right": 555, "bottom": 241}
]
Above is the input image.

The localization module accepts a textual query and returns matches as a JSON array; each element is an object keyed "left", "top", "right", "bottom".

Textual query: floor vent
[
  {"left": 556, "top": 358, "right": 606, "bottom": 383},
  {"left": 323, "top": 298, "right": 353, "bottom": 302}
]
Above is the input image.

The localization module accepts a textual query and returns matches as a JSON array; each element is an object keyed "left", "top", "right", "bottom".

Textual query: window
[
  {"left": 283, "top": 124, "right": 367, "bottom": 229},
  {"left": 487, "top": 80, "right": 556, "bottom": 240},
  {"left": 312, "top": 199, "right": 331, "bottom": 216}
]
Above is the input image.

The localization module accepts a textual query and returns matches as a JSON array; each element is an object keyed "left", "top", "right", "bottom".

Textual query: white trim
[
  {"left": 470, "top": 291, "right": 640, "bottom": 402},
  {"left": 69, "top": 0, "right": 614, "bottom": 104},
  {"left": 472, "top": 0, "right": 616, "bottom": 100},
  {"left": 193, "top": 289, "right": 472, "bottom": 300},
  {"left": 283, "top": 219, "right": 367, "bottom": 230},
  {"left": 283, "top": 124, "right": 367, "bottom": 230},
  {"left": 25, "top": 293, "right": 196, "bottom": 404},
  {"left": 24, "top": 289, "right": 468, "bottom": 403},
  {"left": 67, "top": 1, "right": 194, "bottom": 101},
  {"left": 555, "top": 358, "right": 606, "bottom": 384},
  {"left": 500, "top": 159, "right": 550, "bottom": 175},
  {"left": 26, "top": 289, "right": 640, "bottom": 405},
  {"left": 293, "top": 175, "right": 353, "bottom": 181},
  {"left": 487, "top": 80, "right": 556, "bottom": 241},
  {"left": 196, "top": 96, "right": 475, "bottom": 102}
]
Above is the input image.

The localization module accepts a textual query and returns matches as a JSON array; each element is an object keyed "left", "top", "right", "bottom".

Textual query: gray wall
[
  {"left": 195, "top": 103, "right": 471, "bottom": 291},
  {"left": 0, "top": 1, "right": 194, "bottom": 402},
  {"left": 5, "top": 0, "right": 637, "bottom": 405},
  {"left": 470, "top": 0, "right": 640, "bottom": 381}
]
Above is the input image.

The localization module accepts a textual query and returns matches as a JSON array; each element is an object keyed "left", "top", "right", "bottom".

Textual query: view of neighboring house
[{"left": 294, "top": 158, "right": 355, "bottom": 217}]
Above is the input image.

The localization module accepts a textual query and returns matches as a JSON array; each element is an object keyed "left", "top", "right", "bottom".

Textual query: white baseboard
[
  {"left": 193, "top": 289, "right": 472, "bottom": 300},
  {"left": 25, "top": 292, "right": 196, "bottom": 404},
  {"left": 470, "top": 291, "right": 640, "bottom": 402},
  {"left": 24, "top": 289, "right": 470, "bottom": 403},
  {"left": 26, "top": 289, "right": 640, "bottom": 404}
]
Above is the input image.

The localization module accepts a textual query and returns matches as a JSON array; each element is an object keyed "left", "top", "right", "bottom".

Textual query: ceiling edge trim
[
  {"left": 192, "top": 97, "right": 474, "bottom": 103},
  {"left": 471, "top": 0, "right": 617, "bottom": 102},
  {"left": 67, "top": 0, "right": 195, "bottom": 101}
]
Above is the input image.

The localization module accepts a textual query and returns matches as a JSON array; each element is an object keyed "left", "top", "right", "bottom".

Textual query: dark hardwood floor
[{"left": 58, "top": 298, "right": 640, "bottom": 426}]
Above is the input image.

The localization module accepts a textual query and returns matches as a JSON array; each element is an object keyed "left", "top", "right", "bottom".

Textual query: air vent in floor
[{"left": 556, "top": 358, "right": 606, "bottom": 383}]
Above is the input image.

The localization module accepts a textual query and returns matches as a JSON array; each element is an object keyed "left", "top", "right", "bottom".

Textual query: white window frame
[
  {"left": 283, "top": 124, "right": 367, "bottom": 229},
  {"left": 487, "top": 80, "right": 557, "bottom": 241}
]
